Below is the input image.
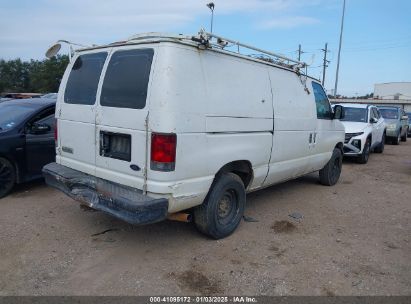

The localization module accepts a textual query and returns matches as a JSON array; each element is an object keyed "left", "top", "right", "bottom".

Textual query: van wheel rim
[
  {"left": 217, "top": 189, "right": 238, "bottom": 225},
  {"left": 0, "top": 162, "right": 13, "bottom": 191}
]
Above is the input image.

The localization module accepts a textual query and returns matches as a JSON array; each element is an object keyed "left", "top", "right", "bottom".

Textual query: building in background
[
  {"left": 374, "top": 82, "right": 411, "bottom": 100},
  {"left": 331, "top": 82, "right": 411, "bottom": 112}
]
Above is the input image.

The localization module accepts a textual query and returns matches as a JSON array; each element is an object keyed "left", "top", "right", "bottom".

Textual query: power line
[{"left": 297, "top": 44, "right": 305, "bottom": 61}]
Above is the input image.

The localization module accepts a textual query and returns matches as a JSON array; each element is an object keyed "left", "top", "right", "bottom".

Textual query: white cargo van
[{"left": 43, "top": 31, "right": 345, "bottom": 239}]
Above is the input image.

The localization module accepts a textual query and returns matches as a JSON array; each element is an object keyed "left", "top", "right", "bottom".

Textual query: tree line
[{"left": 0, "top": 55, "right": 69, "bottom": 94}]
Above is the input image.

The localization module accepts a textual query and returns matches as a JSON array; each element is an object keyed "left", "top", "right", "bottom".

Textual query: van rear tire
[
  {"left": 194, "top": 173, "right": 245, "bottom": 239},
  {"left": 319, "top": 148, "right": 342, "bottom": 186}
]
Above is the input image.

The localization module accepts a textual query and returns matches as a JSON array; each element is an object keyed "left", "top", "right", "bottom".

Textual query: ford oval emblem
[{"left": 130, "top": 164, "right": 141, "bottom": 171}]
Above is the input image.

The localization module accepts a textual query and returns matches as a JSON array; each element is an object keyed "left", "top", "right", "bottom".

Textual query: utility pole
[
  {"left": 298, "top": 44, "right": 304, "bottom": 61},
  {"left": 321, "top": 43, "right": 330, "bottom": 86},
  {"left": 334, "top": 0, "right": 346, "bottom": 98}
]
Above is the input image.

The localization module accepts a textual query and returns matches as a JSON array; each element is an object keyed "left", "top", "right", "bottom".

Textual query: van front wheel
[
  {"left": 194, "top": 173, "right": 245, "bottom": 239},
  {"left": 319, "top": 148, "right": 342, "bottom": 186}
]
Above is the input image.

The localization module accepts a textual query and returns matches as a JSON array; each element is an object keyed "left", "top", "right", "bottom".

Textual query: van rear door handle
[{"left": 309, "top": 133, "right": 313, "bottom": 144}]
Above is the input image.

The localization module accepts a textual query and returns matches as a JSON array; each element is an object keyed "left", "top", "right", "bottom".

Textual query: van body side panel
[
  {"left": 146, "top": 45, "right": 212, "bottom": 212},
  {"left": 201, "top": 50, "right": 273, "bottom": 189},
  {"left": 148, "top": 45, "right": 206, "bottom": 134},
  {"left": 148, "top": 45, "right": 273, "bottom": 211},
  {"left": 264, "top": 69, "right": 317, "bottom": 185},
  {"left": 205, "top": 117, "right": 272, "bottom": 133}
]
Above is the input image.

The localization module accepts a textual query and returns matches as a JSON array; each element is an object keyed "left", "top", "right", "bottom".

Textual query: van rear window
[
  {"left": 64, "top": 52, "right": 107, "bottom": 105},
  {"left": 100, "top": 49, "right": 154, "bottom": 109}
]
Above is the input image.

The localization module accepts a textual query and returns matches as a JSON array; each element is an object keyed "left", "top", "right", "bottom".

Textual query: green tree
[
  {"left": 0, "top": 55, "right": 69, "bottom": 94},
  {"left": 0, "top": 58, "right": 30, "bottom": 93},
  {"left": 28, "top": 55, "right": 69, "bottom": 92}
]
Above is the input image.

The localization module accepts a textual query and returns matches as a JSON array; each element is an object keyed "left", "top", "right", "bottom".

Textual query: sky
[{"left": 0, "top": 0, "right": 410, "bottom": 96}]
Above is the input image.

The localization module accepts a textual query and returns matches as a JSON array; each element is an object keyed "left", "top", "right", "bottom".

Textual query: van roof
[{"left": 77, "top": 31, "right": 320, "bottom": 83}]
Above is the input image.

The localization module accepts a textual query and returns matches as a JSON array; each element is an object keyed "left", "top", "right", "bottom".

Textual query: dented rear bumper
[{"left": 42, "top": 162, "right": 168, "bottom": 225}]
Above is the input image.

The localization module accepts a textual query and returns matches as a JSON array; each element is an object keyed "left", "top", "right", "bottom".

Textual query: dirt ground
[{"left": 0, "top": 142, "right": 410, "bottom": 296}]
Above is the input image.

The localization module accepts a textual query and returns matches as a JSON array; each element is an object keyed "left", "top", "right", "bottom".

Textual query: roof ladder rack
[{"left": 197, "top": 29, "right": 307, "bottom": 69}]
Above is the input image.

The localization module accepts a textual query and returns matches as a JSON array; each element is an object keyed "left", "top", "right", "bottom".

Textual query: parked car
[
  {"left": 42, "top": 93, "right": 58, "bottom": 99},
  {"left": 0, "top": 98, "right": 56, "bottom": 198},
  {"left": 377, "top": 106, "right": 409, "bottom": 144},
  {"left": 43, "top": 32, "right": 345, "bottom": 239},
  {"left": 335, "top": 104, "right": 386, "bottom": 164},
  {"left": 2, "top": 93, "right": 43, "bottom": 99},
  {"left": 407, "top": 112, "right": 411, "bottom": 137},
  {"left": 0, "top": 98, "right": 13, "bottom": 103}
]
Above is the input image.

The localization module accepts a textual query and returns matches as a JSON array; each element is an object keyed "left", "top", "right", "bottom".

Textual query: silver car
[{"left": 378, "top": 106, "right": 409, "bottom": 144}]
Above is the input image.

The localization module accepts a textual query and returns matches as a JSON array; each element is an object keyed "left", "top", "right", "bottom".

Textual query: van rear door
[
  {"left": 58, "top": 51, "right": 108, "bottom": 176},
  {"left": 94, "top": 47, "right": 155, "bottom": 190}
]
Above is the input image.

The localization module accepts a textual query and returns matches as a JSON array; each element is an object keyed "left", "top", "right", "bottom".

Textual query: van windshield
[
  {"left": 379, "top": 108, "right": 399, "bottom": 120},
  {"left": 64, "top": 52, "right": 107, "bottom": 105},
  {"left": 340, "top": 107, "right": 367, "bottom": 122}
]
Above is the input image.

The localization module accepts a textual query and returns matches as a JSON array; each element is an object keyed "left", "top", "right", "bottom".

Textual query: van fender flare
[{"left": 213, "top": 160, "right": 254, "bottom": 190}]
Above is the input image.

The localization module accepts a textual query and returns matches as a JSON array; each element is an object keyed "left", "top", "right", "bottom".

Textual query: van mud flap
[{"left": 42, "top": 163, "right": 168, "bottom": 225}]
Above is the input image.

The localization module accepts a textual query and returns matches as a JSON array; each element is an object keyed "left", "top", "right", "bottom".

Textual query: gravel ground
[{"left": 0, "top": 142, "right": 410, "bottom": 296}]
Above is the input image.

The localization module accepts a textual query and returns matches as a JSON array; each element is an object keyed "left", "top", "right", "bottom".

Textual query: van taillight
[{"left": 151, "top": 133, "right": 176, "bottom": 172}]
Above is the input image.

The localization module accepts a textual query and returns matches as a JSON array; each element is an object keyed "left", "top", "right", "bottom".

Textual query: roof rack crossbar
[{"left": 199, "top": 30, "right": 306, "bottom": 68}]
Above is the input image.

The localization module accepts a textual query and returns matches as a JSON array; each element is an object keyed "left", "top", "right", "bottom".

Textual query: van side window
[
  {"left": 100, "top": 49, "right": 154, "bottom": 109},
  {"left": 64, "top": 52, "right": 107, "bottom": 105},
  {"left": 312, "top": 82, "right": 332, "bottom": 119}
]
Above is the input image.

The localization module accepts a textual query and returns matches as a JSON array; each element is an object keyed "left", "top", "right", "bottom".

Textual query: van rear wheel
[
  {"left": 194, "top": 173, "right": 245, "bottom": 239},
  {"left": 319, "top": 148, "right": 342, "bottom": 186},
  {"left": 0, "top": 157, "right": 16, "bottom": 199}
]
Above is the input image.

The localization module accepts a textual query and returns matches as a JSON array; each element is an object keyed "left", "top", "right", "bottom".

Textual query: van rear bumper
[{"left": 42, "top": 162, "right": 168, "bottom": 225}]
